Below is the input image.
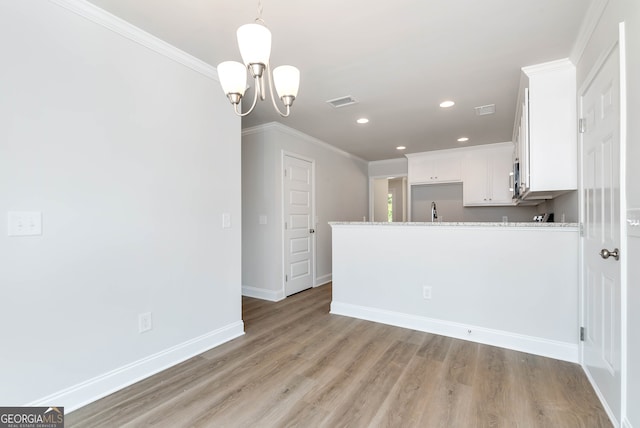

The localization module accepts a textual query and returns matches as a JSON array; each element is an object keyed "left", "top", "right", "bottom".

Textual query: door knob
[
  {"left": 600, "top": 248, "right": 620, "bottom": 261},
  {"left": 309, "top": 229, "right": 315, "bottom": 234}
]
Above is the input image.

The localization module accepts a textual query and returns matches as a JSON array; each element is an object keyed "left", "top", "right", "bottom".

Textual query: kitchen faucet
[{"left": 431, "top": 201, "right": 437, "bottom": 222}]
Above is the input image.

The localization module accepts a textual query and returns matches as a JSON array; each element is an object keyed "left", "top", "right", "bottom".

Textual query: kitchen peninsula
[{"left": 329, "top": 221, "right": 579, "bottom": 362}]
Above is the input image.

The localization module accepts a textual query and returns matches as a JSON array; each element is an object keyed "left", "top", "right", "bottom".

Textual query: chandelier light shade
[
  {"left": 237, "top": 24, "right": 271, "bottom": 68},
  {"left": 217, "top": 61, "right": 248, "bottom": 97},
  {"left": 217, "top": 2, "right": 299, "bottom": 117},
  {"left": 273, "top": 66, "right": 300, "bottom": 99}
]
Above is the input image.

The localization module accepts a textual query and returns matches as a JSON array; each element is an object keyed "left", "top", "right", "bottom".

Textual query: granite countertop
[{"left": 329, "top": 221, "right": 579, "bottom": 228}]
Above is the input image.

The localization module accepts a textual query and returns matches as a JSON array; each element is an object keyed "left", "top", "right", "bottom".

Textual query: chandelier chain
[{"left": 255, "top": 0, "right": 264, "bottom": 24}]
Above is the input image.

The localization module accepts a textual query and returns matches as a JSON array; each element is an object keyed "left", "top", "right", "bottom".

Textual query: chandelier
[{"left": 217, "top": 1, "right": 300, "bottom": 117}]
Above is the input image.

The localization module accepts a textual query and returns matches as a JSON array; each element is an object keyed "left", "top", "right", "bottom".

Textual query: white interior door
[
  {"left": 581, "top": 45, "right": 622, "bottom": 422},
  {"left": 283, "top": 154, "right": 314, "bottom": 296}
]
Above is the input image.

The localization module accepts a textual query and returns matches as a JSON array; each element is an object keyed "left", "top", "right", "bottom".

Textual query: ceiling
[{"left": 86, "top": 0, "right": 592, "bottom": 161}]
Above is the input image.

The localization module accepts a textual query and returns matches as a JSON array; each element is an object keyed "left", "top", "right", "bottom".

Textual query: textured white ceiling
[{"left": 87, "top": 0, "right": 591, "bottom": 161}]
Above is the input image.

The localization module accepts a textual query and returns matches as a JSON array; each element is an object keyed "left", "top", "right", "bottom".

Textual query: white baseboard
[
  {"left": 242, "top": 285, "right": 285, "bottom": 302},
  {"left": 330, "top": 301, "right": 579, "bottom": 363},
  {"left": 315, "top": 274, "right": 332, "bottom": 287},
  {"left": 28, "top": 321, "right": 245, "bottom": 413}
]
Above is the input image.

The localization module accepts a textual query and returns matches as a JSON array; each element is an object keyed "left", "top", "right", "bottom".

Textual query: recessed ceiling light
[
  {"left": 387, "top": 177, "right": 396, "bottom": 180},
  {"left": 356, "top": 118, "right": 369, "bottom": 124},
  {"left": 457, "top": 137, "right": 469, "bottom": 142},
  {"left": 396, "top": 146, "right": 406, "bottom": 150},
  {"left": 440, "top": 100, "right": 455, "bottom": 108}
]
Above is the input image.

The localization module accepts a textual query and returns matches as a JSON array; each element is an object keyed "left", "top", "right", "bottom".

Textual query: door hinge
[
  {"left": 580, "top": 326, "right": 585, "bottom": 341},
  {"left": 579, "top": 223, "right": 584, "bottom": 237},
  {"left": 579, "top": 118, "right": 587, "bottom": 134},
  {"left": 285, "top": 274, "right": 288, "bottom": 282},
  {"left": 284, "top": 169, "right": 287, "bottom": 177},
  {"left": 284, "top": 222, "right": 288, "bottom": 230}
]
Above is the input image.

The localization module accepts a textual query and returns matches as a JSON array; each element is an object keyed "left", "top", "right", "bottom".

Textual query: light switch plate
[
  {"left": 628, "top": 209, "right": 640, "bottom": 238},
  {"left": 422, "top": 285, "right": 432, "bottom": 299},
  {"left": 8, "top": 211, "right": 42, "bottom": 236},
  {"left": 222, "top": 213, "right": 231, "bottom": 229}
]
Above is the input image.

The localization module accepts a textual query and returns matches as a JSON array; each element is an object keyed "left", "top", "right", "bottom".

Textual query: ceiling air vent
[
  {"left": 326, "top": 95, "right": 358, "bottom": 108},
  {"left": 474, "top": 104, "right": 496, "bottom": 116}
]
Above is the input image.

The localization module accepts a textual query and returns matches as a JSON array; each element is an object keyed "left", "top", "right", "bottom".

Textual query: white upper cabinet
[
  {"left": 407, "top": 150, "right": 462, "bottom": 184},
  {"left": 463, "top": 143, "right": 514, "bottom": 206},
  {"left": 514, "top": 59, "right": 577, "bottom": 200},
  {"left": 406, "top": 145, "right": 515, "bottom": 220}
]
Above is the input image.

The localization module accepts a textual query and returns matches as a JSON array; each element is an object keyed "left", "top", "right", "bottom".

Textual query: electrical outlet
[
  {"left": 422, "top": 286, "right": 432, "bottom": 300},
  {"left": 138, "top": 312, "right": 152, "bottom": 333}
]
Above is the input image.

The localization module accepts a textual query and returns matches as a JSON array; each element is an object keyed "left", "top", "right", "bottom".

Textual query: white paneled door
[
  {"left": 283, "top": 154, "right": 314, "bottom": 296},
  {"left": 581, "top": 45, "right": 621, "bottom": 423}
]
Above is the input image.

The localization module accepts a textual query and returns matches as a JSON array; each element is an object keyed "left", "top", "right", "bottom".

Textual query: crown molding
[
  {"left": 522, "top": 58, "right": 574, "bottom": 76},
  {"left": 570, "top": 0, "right": 610, "bottom": 65},
  {"left": 404, "top": 141, "right": 512, "bottom": 159},
  {"left": 368, "top": 158, "right": 408, "bottom": 168},
  {"left": 242, "top": 122, "right": 368, "bottom": 164},
  {"left": 48, "top": 0, "right": 218, "bottom": 81}
]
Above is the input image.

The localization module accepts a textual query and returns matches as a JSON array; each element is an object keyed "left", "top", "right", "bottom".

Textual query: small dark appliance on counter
[{"left": 533, "top": 213, "right": 554, "bottom": 222}]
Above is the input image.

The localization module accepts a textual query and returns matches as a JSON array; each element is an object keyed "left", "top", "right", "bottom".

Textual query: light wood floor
[{"left": 67, "top": 283, "right": 611, "bottom": 427}]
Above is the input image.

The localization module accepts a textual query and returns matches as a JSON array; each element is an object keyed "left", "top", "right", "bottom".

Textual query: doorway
[{"left": 370, "top": 176, "right": 407, "bottom": 222}]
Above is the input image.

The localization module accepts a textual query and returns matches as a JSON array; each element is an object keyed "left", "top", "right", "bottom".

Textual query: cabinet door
[
  {"left": 408, "top": 155, "right": 461, "bottom": 184},
  {"left": 462, "top": 154, "right": 489, "bottom": 205},
  {"left": 463, "top": 146, "right": 514, "bottom": 206},
  {"left": 408, "top": 156, "right": 437, "bottom": 183},
  {"left": 520, "top": 60, "right": 577, "bottom": 196},
  {"left": 519, "top": 88, "right": 530, "bottom": 193},
  {"left": 434, "top": 156, "right": 462, "bottom": 182},
  {"left": 488, "top": 148, "right": 515, "bottom": 204}
]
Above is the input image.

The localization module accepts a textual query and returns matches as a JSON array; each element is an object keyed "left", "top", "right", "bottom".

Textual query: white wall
[
  {"left": 0, "top": 1, "right": 242, "bottom": 410},
  {"left": 574, "top": 1, "right": 640, "bottom": 426},
  {"left": 331, "top": 224, "right": 580, "bottom": 362},
  {"left": 549, "top": 191, "right": 579, "bottom": 222},
  {"left": 373, "top": 179, "right": 389, "bottom": 221},
  {"left": 368, "top": 158, "right": 408, "bottom": 177},
  {"left": 242, "top": 123, "right": 368, "bottom": 300}
]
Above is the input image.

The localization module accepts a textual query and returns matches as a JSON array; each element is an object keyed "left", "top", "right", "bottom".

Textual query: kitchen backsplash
[{"left": 411, "top": 182, "right": 545, "bottom": 223}]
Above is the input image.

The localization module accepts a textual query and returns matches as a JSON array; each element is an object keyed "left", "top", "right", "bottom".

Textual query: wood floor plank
[
  {"left": 271, "top": 400, "right": 330, "bottom": 428},
  {"left": 323, "top": 340, "right": 419, "bottom": 428},
  {"left": 416, "top": 332, "right": 453, "bottom": 362},
  {"left": 471, "top": 344, "right": 513, "bottom": 427},
  {"left": 419, "top": 377, "right": 475, "bottom": 427},
  {"left": 67, "top": 283, "right": 612, "bottom": 428},
  {"left": 299, "top": 322, "right": 398, "bottom": 413},
  {"left": 65, "top": 355, "right": 209, "bottom": 425},
  {"left": 444, "top": 339, "right": 478, "bottom": 386},
  {"left": 369, "top": 353, "right": 443, "bottom": 427},
  {"left": 124, "top": 340, "right": 303, "bottom": 427}
]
